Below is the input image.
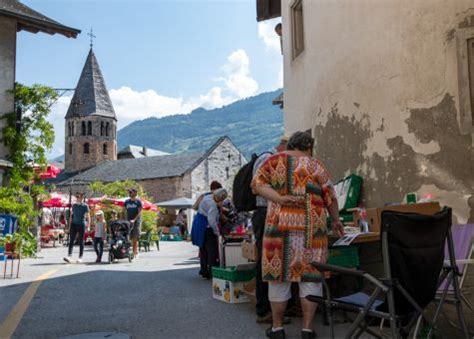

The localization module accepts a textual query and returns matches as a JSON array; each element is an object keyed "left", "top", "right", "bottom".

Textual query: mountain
[{"left": 117, "top": 89, "right": 283, "bottom": 158}]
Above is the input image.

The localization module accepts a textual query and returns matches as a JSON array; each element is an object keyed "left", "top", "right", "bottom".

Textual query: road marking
[{"left": 0, "top": 269, "right": 57, "bottom": 338}]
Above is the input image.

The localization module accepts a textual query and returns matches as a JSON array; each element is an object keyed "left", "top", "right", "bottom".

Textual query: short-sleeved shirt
[
  {"left": 124, "top": 198, "right": 143, "bottom": 221},
  {"left": 72, "top": 203, "right": 89, "bottom": 226}
]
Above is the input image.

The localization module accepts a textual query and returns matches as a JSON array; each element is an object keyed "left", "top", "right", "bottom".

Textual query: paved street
[
  {"left": 1, "top": 242, "right": 472, "bottom": 339},
  {"left": 0, "top": 242, "right": 339, "bottom": 339}
]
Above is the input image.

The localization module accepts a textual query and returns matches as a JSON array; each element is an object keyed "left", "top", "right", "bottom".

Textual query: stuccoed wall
[
  {"left": 281, "top": 0, "right": 474, "bottom": 223},
  {"left": 0, "top": 18, "right": 15, "bottom": 162}
]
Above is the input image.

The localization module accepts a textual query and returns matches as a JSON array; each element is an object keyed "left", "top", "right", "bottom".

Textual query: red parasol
[
  {"left": 35, "top": 164, "right": 62, "bottom": 180},
  {"left": 42, "top": 193, "right": 71, "bottom": 208}
]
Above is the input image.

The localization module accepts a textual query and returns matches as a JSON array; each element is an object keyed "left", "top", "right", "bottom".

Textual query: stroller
[{"left": 108, "top": 220, "right": 133, "bottom": 263}]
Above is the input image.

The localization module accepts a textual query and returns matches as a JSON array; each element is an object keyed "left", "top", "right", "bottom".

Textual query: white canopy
[{"left": 156, "top": 197, "right": 195, "bottom": 209}]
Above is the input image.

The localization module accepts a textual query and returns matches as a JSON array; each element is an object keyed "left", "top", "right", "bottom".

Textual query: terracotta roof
[
  {"left": 0, "top": 0, "right": 80, "bottom": 38},
  {"left": 65, "top": 49, "right": 116, "bottom": 120}
]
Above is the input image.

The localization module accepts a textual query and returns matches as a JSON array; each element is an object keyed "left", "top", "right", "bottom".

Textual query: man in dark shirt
[
  {"left": 124, "top": 188, "right": 143, "bottom": 258},
  {"left": 64, "top": 192, "right": 90, "bottom": 263}
]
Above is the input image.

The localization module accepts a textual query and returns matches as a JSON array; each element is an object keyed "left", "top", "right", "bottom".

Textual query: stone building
[
  {"left": 55, "top": 136, "right": 246, "bottom": 202},
  {"left": 0, "top": 0, "right": 79, "bottom": 185},
  {"left": 258, "top": 0, "right": 474, "bottom": 223},
  {"left": 64, "top": 48, "right": 117, "bottom": 173}
]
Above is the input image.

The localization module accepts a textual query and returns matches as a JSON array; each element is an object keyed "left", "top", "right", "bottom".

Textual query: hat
[
  {"left": 95, "top": 210, "right": 104, "bottom": 216},
  {"left": 213, "top": 188, "right": 228, "bottom": 203},
  {"left": 280, "top": 135, "right": 290, "bottom": 142}
]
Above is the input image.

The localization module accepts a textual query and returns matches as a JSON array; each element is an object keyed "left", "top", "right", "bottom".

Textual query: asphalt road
[
  {"left": 0, "top": 242, "right": 329, "bottom": 339},
  {"left": 1, "top": 242, "right": 472, "bottom": 339}
]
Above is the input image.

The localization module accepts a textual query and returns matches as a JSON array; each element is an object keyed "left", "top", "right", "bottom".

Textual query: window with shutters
[
  {"left": 456, "top": 29, "right": 474, "bottom": 133},
  {"left": 291, "top": 0, "right": 304, "bottom": 59}
]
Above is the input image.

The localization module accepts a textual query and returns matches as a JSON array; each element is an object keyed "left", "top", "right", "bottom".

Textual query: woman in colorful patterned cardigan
[{"left": 252, "top": 131, "right": 344, "bottom": 339}]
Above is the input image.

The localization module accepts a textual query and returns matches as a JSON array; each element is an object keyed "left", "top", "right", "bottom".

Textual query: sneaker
[
  {"left": 77, "top": 258, "right": 83, "bottom": 263},
  {"left": 63, "top": 256, "right": 72, "bottom": 263},
  {"left": 265, "top": 327, "right": 285, "bottom": 339},
  {"left": 301, "top": 330, "right": 317, "bottom": 339}
]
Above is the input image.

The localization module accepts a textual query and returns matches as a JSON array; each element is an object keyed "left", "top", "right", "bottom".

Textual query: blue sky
[{"left": 16, "top": 0, "right": 282, "bottom": 157}]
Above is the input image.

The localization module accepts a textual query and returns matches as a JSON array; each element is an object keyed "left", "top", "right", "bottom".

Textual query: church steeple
[
  {"left": 66, "top": 48, "right": 116, "bottom": 120},
  {"left": 64, "top": 48, "right": 117, "bottom": 173}
]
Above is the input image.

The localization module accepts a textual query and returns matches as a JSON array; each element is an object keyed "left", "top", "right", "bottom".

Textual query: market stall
[{"left": 156, "top": 197, "right": 195, "bottom": 238}]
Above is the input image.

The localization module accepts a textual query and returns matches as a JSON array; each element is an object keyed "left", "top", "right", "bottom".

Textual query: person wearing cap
[
  {"left": 93, "top": 210, "right": 107, "bottom": 263},
  {"left": 252, "top": 135, "right": 288, "bottom": 323},
  {"left": 191, "top": 187, "right": 228, "bottom": 279},
  {"left": 64, "top": 192, "right": 90, "bottom": 263},
  {"left": 124, "top": 188, "right": 143, "bottom": 258}
]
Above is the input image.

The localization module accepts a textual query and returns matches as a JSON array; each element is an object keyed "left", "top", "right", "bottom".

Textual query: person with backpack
[{"left": 252, "top": 136, "right": 288, "bottom": 323}]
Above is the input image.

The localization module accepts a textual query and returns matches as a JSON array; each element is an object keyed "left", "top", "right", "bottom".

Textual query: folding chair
[
  {"left": 426, "top": 223, "right": 474, "bottom": 335},
  {"left": 307, "top": 207, "right": 469, "bottom": 339}
]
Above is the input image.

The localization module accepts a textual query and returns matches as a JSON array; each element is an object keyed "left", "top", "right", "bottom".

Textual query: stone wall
[
  {"left": 0, "top": 18, "right": 15, "bottom": 167},
  {"left": 65, "top": 116, "right": 117, "bottom": 173},
  {"left": 139, "top": 174, "right": 192, "bottom": 202},
  {"left": 281, "top": 0, "right": 474, "bottom": 223},
  {"left": 191, "top": 138, "right": 246, "bottom": 198}
]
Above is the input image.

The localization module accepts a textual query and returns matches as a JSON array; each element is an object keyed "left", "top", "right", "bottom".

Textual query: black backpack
[{"left": 232, "top": 152, "right": 272, "bottom": 212}]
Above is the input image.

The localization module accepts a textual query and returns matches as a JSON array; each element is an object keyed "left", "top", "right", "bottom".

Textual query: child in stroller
[{"left": 108, "top": 220, "right": 133, "bottom": 263}]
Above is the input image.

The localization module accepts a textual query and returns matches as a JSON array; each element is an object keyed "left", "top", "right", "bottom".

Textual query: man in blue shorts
[{"left": 124, "top": 188, "right": 143, "bottom": 258}]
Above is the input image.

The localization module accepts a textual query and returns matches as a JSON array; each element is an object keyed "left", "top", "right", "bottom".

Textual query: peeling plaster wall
[{"left": 281, "top": 0, "right": 474, "bottom": 222}]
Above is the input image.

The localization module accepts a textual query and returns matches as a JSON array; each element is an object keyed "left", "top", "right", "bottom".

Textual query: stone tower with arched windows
[{"left": 64, "top": 48, "right": 117, "bottom": 173}]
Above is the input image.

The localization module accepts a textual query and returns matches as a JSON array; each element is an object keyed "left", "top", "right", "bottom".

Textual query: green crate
[
  {"left": 212, "top": 266, "right": 255, "bottom": 282},
  {"left": 334, "top": 174, "right": 363, "bottom": 212},
  {"left": 328, "top": 246, "right": 360, "bottom": 268}
]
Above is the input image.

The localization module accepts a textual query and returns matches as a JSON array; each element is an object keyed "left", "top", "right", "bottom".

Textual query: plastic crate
[
  {"left": 212, "top": 266, "right": 255, "bottom": 282},
  {"left": 334, "top": 174, "right": 363, "bottom": 212},
  {"left": 328, "top": 246, "right": 360, "bottom": 268}
]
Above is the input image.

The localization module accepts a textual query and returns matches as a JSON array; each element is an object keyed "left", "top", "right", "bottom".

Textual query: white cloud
[
  {"left": 221, "top": 49, "right": 259, "bottom": 98},
  {"left": 48, "top": 49, "right": 259, "bottom": 158},
  {"left": 258, "top": 18, "right": 281, "bottom": 53}
]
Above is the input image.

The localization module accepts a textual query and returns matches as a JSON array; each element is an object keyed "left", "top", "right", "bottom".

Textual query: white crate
[{"left": 212, "top": 278, "right": 251, "bottom": 303}]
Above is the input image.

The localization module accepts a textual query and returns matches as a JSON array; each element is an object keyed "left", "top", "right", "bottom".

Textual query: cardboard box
[
  {"left": 366, "top": 202, "right": 441, "bottom": 233},
  {"left": 212, "top": 278, "right": 251, "bottom": 303},
  {"left": 241, "top": 241, "right": 257, "bottom": 261}
]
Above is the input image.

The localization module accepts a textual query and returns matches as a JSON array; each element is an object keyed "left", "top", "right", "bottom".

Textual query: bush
[{"left": 141, "top": 210, "right": 157, "bottom": 233}]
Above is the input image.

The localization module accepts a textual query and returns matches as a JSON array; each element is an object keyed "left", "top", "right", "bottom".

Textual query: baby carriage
[{"left": 108, "top": 220, "right": 133, "bottom": 263}]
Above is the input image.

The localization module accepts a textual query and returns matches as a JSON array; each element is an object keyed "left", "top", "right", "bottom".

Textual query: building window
[
  {"left": 71, "top": 122, "right": 74, "bottom": 136},
  {"left": 103, "top": 143, "right": 108, "bottom": 155},
  {"left": 84, "top": 143, "right": 90, "bottom": 154},
  {"left": 227, "top": 154, "right": 232, "bottom": 161},
  {"left": 100, "top": 122, "right": 104, "bottom": 136},
  {"left": 81, "top": 121, "right": 86, "bottom": 136},
  {"left": 69, "top": 143, "right": 73, "bottom": 155},
  {"left": 87, "top": 121, "right": 92, "bottom": 136},
  {"left": 106, "top": 122, "right": 110, "bottom": 137},
  {"left": 225, "top": 166, "right": 230, "bottom": 180},
  {"left": 455, "top": 29, "right": 474, "bottom": 133},
  {"left": 291, "top": 0, "right": 304, "bottom": 59}
]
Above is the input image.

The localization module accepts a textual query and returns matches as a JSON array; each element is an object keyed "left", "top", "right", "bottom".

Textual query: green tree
[{"left": 0, "top": 83, "right": 57, "bottom": 256}]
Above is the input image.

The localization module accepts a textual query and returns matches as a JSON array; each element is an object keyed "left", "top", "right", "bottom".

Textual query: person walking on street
[
  {"left": 252, "top": 131, "right": 344, "bottom": 339},
  {"left": 93, "top": 210, "right": 107, "bottom": 263},
  {"left": 253, "top": 135, "right": 288, "bottom": 323},
  {"left": 64, "top": 192, "right": 90, "bottom": 263},
  {"left": 124, "top": 188, "right": 143, "bottom": 258}
]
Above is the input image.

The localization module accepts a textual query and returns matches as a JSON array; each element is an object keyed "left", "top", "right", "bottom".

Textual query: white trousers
[{"left": 268, "top": 281, "right": 322, "bottom": 302}]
